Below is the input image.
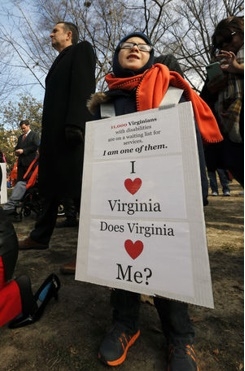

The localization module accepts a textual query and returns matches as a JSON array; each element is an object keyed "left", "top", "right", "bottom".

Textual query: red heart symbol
[
  {"left": 124, "top": 178, "right": 142, "bottom": 195},
  {"left": 124, "top": 240, "right": 144, "bottom": 260}
]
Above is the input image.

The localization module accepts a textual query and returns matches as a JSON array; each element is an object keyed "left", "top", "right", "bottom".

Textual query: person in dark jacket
[
  {"left": 87, "top": 32, "right": 222, "bottom": 371},
  {"left": 18, "top": 21, "right": 96, "bottom": 250},
  {"left": 201, "top": 16, "right": 244, "bottom": 188},
  {"left": 0, "top": 150, "right": 4, "bottom": 191},
  {"left": 14, "top": 120, "right": 39, "bottom": 181}
]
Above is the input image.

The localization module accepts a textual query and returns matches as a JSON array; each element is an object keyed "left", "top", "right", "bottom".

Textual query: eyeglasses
[
  {"left": 119, "top": 42, "right": 153, "bottom": 52},
  {"left": 214, "top": 31, "right": 236, "bottom": 49}
]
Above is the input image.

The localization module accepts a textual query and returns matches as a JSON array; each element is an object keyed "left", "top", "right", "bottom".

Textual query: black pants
[
  {"left": 111, "top": 289, "right": 195, "bottom": 345},
  {"left": 0, "top": 166, "right": 2, "bottom": 191},
  {"left": 30, "top": 197, "right": 59, "bottom": 244},
  {"left": 223, "top": 139, "right": 244, "bottom": 188},
  {"left": 30, "top": 196, "right": 80, "bottom": 244},
  {"left": 17, "top": 165, "right": 28, "bottom": 182}
]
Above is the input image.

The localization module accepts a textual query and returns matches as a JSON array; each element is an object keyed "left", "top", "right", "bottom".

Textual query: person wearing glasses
[
  {"left": 201, "top": 16, "right": 244, "bottom": 188},
  {"left": 87, "top": 32, "right": 222, "bottom": 371}
]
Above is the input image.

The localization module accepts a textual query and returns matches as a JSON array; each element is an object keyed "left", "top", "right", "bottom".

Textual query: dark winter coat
[
  {"left": 15, "top": 131, "right": 39, "bottom": 168},
  {"left": 38, "top": 41, "right": 96, "bottom": 199}
]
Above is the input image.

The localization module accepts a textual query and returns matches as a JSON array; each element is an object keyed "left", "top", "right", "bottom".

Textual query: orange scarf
[{"left": 105, "top": 63, "right": 223, "bottom": 143}]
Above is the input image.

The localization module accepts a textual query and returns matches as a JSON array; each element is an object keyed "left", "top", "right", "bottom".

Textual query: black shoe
[
  {"left": 2, "top": 209, "right": 17, "bottom": 216},
  {"left": 98, "top": 322, "right": 140, "bottom": 366},
  {"left": 55, "top": 219, "right": 78, "bottom": 228},
  {"left": 2, "top": 210, "right": 22, "bottom": 222},
  {"left": 168, "top": 344, "right": 199, "bottom": 371},
  {"left": 8, "top": 274, "right": 61, "bottom": 328},
  {"left": 18, "top": 236, "right": 49, "bottom": 250}
]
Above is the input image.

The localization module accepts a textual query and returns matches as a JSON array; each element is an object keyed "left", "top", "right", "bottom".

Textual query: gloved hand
[{"left": 65, "top": 126, "right": 84, "bottom": 146}]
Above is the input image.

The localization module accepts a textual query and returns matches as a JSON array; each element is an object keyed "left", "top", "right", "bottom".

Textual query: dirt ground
[{"left": 0, "top": 181, "right": 243, "bottom": 371}]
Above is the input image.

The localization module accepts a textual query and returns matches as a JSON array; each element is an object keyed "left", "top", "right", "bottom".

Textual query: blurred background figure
[
  {"left": 0, "top": 150, "right": 6, "bottom": 188},
  {"left": 201, "top": 16, "right": 244, "bottom": 188},
  {"left": 208, "top": 168, "right": 230, "bottom": 196},
  {"left": 56, "top": 197, "right": 79, "bottom": 228},
  {"left": 14, "top": 120, "right": 39, "bottom": 181}
]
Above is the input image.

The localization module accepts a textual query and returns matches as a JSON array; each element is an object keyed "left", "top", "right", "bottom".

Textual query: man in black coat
[
  {"left": 15, "top": 120, "right": 39, "bottom": 181},
  {"left": 19, "top": 22, "right": 96, "bottom": 250}
]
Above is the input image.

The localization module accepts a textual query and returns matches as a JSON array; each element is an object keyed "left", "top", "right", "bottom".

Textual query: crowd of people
[{"left": 0, "top": 15, "right": 243, "bottom": 371}]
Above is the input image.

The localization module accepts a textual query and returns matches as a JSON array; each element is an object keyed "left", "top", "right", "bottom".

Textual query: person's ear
[{"left": 67, "top": 30, "right": 72, "bottom": 41}]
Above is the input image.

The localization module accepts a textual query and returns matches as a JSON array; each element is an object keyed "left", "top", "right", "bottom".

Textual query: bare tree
[
  {"left": 167, "top": 0, "right": 244, "bottom": 89},
  {"left": 0, "top": 0, "right": 243, "bottom": 99},
  {"left": 0, "top": 0, "right": 243, "bottom": 168}
]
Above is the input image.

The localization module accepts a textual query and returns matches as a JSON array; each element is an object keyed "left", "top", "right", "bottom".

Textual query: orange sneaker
[
  {"left": 98, "top": 322, "right": 140, "bottom": 366},
  {"left": 168, "top": 344, "right": 199, "bottom": 371}
]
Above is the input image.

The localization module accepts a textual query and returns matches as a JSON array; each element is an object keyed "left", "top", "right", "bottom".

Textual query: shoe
[
  {"left": 55, "top": 219, "right": 78, "bottom": 228},
  {"left": 98, "top": 322, "right": 140, "bottom": 366},
  {"left": 18, "top": 236, "right": 49, "bottom": 250},
  {"left": 211, "top": 192, "right": 218, "bottom": 196},
  {"left": 223, "top": 191, "right": 230, "bottom": 196},
  {"left": 2, "top": 210, "right": 22, "bottom": 223},
  {"left": 60, "top": 260, "right": 76, "bottom": 275},
  {"left": 2, "top": 209, "right": 17, "bottom": 216},
  {"left": 168, "top": 344, "right": 199, "bottom": 371},
  {"left": 11, "top": 214, "right": 22, "bottom": 223},
  {"left": 8, "top": 274, "right": 61, "bottom": 328}
]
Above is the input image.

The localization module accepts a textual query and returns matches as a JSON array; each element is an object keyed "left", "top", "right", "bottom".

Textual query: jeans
[
  {"left": 3, "top": 181, "right": 26, "bottom": 211},
  {"left": 208, "top": 169, "right": 230, "bottom": 194}
]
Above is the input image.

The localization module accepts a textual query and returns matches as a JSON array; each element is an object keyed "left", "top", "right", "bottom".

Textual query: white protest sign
[
  {"left": 0, "top": 163, "right": 8, "bottom": 204},
  {"left": 76, "top": 102, "right": 214, "bottom": 308}
]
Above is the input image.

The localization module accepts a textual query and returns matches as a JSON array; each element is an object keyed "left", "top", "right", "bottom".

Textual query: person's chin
[
  {"left": 51, "top": 41, "right": 57, "bottom": 48},
  {"left": 126, "top": 63, "right": 142, "bottom": 71}
]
